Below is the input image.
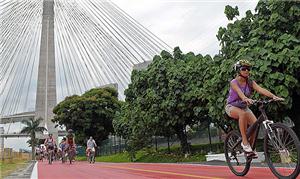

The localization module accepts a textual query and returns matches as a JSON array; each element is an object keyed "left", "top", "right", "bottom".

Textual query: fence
[
  {"left": 0, "top": 148, "right": 31, "bottom": 163},
  {"left": 98, "top": 136, "right": 126, "bottom": 156},
  {"left": 98, "top": 124, "right": 223, "bottom": 156}
]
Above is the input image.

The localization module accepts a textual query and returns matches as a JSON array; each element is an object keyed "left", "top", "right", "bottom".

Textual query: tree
[
  {"left": 114, "top": 100, "right": 157, "bottom": 160},
  {"left": 206, "top": 1, "right": 300, "bottom": 136},
  {"left": 52, "top": 87, "right": 121, "bottom": 146},
  {"left": 26, "top": 138, "right": 39, "bottom": 147},
  {"left": 20, "top": 117, "right": 46, "bottom": 160},
  {"left": 117, "top": 48, "right": 213, "bottom": 154}
]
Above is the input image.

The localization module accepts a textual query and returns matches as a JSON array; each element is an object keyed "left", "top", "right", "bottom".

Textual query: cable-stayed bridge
[{"left": 0, "top": 0, "right": 171, "bottom": 149}]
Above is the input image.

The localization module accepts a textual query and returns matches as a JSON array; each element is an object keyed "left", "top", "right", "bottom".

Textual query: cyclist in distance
[
  {"left": 86, "top": 136, "right": 97, "bottom": 155},
  {"left": 59, "top": 137, "right": 66, "bottom": 159},
  {"left": 66, "top": 129, "right": 75, "bottom": 150},
  {"left": 225, "top": 59, "right": 284, "bottom": 157},
  {"left": 44, "top": 133, "right": 56, "bottom": 154}
]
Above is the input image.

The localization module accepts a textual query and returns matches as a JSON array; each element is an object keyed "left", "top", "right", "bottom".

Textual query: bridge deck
[
  {"left": 0, "top": 130, "right": 67, "bottom": 138},
  {"left": 0, "top": 112, "right": 35, "bottom": 124}
]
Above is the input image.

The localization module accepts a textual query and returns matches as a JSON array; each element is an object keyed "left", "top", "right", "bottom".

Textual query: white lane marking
[{"left": 30, "top": 161, "right": 38, "bottom": 179}]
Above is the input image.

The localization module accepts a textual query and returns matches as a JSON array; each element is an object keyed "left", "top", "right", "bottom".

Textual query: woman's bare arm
[
  {"left": 252, "top": 81, "right": 284, "bottom": 100},
  {"left": 252, "top": 81, "right": 275, "bottom": 98}
]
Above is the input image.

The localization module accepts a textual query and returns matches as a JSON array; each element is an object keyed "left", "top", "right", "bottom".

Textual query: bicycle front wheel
[
  {"left": 264, "top": 123, "right": 300, "bottom": 179},
  {"left": 224, "top": 130, "right": 251, "bottom": 176},
  {"left": 48, "top": 151, "right": 52, "bottom": 164}
]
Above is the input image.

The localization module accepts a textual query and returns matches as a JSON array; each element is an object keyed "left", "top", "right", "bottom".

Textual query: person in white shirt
[{"left": 86, "top": 136, "right": 97, "bottom": 154}]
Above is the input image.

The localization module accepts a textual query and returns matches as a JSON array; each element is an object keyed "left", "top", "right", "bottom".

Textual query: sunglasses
[{"left": 240, "top": 66, "right": 251, "bottom": 71}]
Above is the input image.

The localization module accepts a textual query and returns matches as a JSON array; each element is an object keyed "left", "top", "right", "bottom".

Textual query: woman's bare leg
[
  {"left": 246, "top": 111, "right": 257, "bottom": 147},
  {"left": 228, "top": 106, "right": 250, "bottom": 146}
]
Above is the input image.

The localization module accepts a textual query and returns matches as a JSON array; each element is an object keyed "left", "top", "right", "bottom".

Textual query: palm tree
[{"left": 20, "top": 117, "right": 47, "bottom": 160}]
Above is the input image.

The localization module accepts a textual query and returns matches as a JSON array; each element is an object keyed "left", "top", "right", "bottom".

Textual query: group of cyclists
[{"left": 35, "top": 129, "right": 97, "bottom": 164}]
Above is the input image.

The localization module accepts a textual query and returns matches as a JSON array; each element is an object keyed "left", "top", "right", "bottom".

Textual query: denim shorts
[{"left": 225, "top": 104, "right": 253, "bottom": 118}]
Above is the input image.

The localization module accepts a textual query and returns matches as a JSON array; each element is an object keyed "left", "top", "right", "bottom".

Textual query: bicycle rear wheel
[
  {"left": 224, "top": 130, "right": 251, "bottom": 176},
  {"left": 264, "top": 123, "right": 300, "bottom": 179}
]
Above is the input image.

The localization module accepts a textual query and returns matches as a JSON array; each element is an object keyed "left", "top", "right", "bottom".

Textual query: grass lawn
[
  {"left": 77, "top": 152, "right": 131, "bottom": 163},
  {"left": 0, "top": 159, "right": 29, "bottom": 179},
  {"left": 75, "top": 143, "right": 219, "bottom": 163},
  {"left": 76, "top": 150, "right": 206, "bottom": 163}
]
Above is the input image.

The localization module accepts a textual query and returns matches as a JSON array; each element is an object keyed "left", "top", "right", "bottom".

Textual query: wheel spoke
[
  {"left": 265, "top": 124, "right": 300, "bottom": 178},
  {"left": 225, "top": 131, "right": 250, "bottom": 176}
]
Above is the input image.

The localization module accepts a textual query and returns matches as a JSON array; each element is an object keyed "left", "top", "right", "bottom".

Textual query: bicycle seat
[{"left": 220, "top": 113, "right": 234, "bottom": 133}]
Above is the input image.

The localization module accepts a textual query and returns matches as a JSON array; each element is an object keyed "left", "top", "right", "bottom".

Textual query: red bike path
[{"left": 36, "top": 161, "right": 296, "bottom": 179}]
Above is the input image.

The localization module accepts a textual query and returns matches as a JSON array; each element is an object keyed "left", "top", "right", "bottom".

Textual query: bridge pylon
[{"left": 35, "top": 0, "right": 58, "bottom": 142}]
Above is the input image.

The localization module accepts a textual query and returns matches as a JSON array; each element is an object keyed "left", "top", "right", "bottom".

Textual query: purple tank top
[{"left": 227, "top": 79, "right": 252, "bottom": 104}]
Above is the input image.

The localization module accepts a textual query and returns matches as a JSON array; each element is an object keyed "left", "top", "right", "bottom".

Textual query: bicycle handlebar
[
  {"left": 252, "top": 99, "right": 276, "bottom": 105},
  {"left": 239, "top": 99, "right": 282, "bottom": 107}
]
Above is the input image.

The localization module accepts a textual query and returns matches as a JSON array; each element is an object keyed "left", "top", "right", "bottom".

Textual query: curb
[{"left": 4, "top": 160, "right": 36, "bottom": 179}]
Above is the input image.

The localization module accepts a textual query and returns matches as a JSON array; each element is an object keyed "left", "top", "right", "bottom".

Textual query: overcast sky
[
  {"left": 3, "top": 0, "right": 258, "bottom": 151},
  {"left": 112, "top": 0, "right": 258, "bottom": 55}
]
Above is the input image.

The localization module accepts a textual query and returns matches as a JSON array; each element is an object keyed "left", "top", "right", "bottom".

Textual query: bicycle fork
[{"left": 264, "top": 121, "right": 291, "bottom": 163}]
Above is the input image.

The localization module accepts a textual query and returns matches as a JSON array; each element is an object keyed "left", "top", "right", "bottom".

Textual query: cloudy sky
[
  {"left": 3, "top": 0, "right": 258, "bottom": 150},
  {"left": 112, "top": 0, "right": 258, "bottom": 55}
]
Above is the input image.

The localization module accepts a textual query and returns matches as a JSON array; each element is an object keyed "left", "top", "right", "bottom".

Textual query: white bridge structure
[{"left": 0, "top": 0, "right": 170, "bottom": 151}]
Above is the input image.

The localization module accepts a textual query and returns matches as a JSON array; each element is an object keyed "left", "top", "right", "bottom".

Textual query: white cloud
[{"left": 112, "top": 0, "right": 258, "bottom": 55}]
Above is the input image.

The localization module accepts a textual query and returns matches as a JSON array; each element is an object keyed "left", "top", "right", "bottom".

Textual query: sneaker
[{"left": 241, "top": 142, "right": 253, "bottom": 153}]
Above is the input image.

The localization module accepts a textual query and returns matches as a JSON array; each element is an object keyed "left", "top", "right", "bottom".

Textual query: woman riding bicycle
[
  {"left": 66, "top": 129, "right": 76, "bottom": 150},
  {"left": 225, "top": 59, "right": 284, "bottom": 157}
]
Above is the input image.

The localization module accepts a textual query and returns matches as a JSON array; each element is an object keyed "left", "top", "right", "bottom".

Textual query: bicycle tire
[
  {"left": 69, "top": 151, "right": 72, "bottom": 164},
  {"left": 264, "top": 123, "right": 300, "bottom": 179},
  {"left": 89, "top": 154, "right": 93, "bottom": 163},
  {"left": 91, "top": 152, "right": 95, "bottom": 163},
  {"left": 224, "top": 130, "right": 251, "bottom": 176},
  {"left": 48, "top": 151, "right": 52, "bottom": 164},
  {"left": 62, "top": 152, "right": 65, "bottom": 163},
  {"left": 69, "top": 149, "right": 75, "bottom": 164}
]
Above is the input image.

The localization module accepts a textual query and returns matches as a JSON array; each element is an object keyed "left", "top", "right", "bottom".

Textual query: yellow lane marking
[{"left": 101, "top": 165, "right": 224, "bottom": 179}]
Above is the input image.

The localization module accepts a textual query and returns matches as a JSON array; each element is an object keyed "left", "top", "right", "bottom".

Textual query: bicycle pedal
[{"left": 245, "top": 152, "right": 255, "bottom": 158}]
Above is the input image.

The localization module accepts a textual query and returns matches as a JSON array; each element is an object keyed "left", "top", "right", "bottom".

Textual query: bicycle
[
  {"left": 87, "top": 148, "right": 96, "bottom": 164},
  {"left": 58, "top": 148, "right": 66, "bottom": 163},
  {"left": 224, "top": 99, "right": 300, "bottom": 179},
  {"left": 48, "top": 147, "right": 54, "bottom": 164},
  {"left": 66, "top": 146, "right": 76, "bottom": 164}
]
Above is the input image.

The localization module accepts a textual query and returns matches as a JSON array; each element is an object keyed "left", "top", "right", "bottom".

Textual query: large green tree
[
  {"left": 205, "top": 1, "right": 300, "bottom": 136},
  {"left": 115, "top": 48, "right": 213, "bottom": 154},
  {"left": 20, "top": 117, "right": 46, "bottom": 160},
  {"left": 52, "top": 87, "right": 121, "bottom": 146}
]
